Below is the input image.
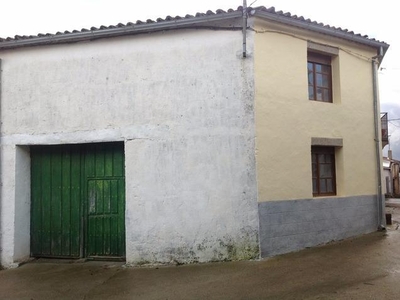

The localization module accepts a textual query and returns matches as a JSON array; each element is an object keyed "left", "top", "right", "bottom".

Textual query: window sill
[
  {"left": 313, "top": 194, "right": 337, "bottom": 198},
  {"left": 309, "top": 99, "right": 333, "bottom": 103}
]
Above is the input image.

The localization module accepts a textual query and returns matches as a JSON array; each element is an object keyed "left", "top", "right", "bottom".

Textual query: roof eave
[
  {"left": 253, "top": 10, "right": 389, "bottom": 55},
  {"left": 0, "top": 11, "right": 242, "bottom": 50}
]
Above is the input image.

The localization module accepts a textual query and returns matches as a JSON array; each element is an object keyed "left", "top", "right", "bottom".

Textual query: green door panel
[
  {"left": 31, "top": 145, "right": 82, "bottom": 257},
  {"left": 86, "top": 179, "right": 125, "bottom": 257},
  {"left": 30, "top": 142, "right": 125, "bottom": 259}
]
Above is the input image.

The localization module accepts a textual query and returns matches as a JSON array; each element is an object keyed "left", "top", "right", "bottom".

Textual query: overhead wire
[{"left": 389, "top": 121, "right": 400, "bottom": 128}]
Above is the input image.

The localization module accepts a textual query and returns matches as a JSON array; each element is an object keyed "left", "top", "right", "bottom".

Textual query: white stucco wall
[
  {"left": 13, "top": 146, "right": 31, "bottom": 263},
  {"left": 0, "top": 28, "right": 259, "bottom": 266},
  {"left": 0, "top": 145, "right": 17, "bottom": 267}
]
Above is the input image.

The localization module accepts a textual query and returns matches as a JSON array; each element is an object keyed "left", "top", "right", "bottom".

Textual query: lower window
[{"left": 312, "top": 146, "right": 336, "bottom": 196}]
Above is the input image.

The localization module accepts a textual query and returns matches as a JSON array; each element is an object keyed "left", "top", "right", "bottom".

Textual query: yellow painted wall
[{"left": 254, "top": 18, "right": 379, "bottom": 201}]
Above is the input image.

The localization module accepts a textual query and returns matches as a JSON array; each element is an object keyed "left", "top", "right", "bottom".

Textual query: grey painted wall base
[{"left": 258, "top": 195, "right": 379, "bottom": 257}]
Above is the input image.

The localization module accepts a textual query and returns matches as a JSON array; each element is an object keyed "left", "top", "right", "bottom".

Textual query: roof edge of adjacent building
[{"left": 252, "top": 7, "right": 389, "bottom": 53}]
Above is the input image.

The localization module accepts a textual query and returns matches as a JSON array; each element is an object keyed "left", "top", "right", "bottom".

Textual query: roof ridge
[
  {"left": 0, "top": 6, "right": 389, "bottom": 49},
  {"left": 0, "top": 7, "right": 240, "bottom": 42},
  {"left": 253, "top": 6, "right": 383, "bottom": 43}
]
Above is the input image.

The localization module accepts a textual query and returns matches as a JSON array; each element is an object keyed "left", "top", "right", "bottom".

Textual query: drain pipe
[
  {"left": 0, "top": 59, "right": 2, "bottom": 258},
  {"left": 372, "top": 48, "right": 385, "bottom": 230},
  {"left": 242, "top": 0, "right": 247, "bottom": 58}
]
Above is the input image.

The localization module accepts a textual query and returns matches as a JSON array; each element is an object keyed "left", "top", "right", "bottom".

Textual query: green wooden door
[
  {"left": 31, "top": 145, "right": 82, "bottom": 257},
  {"left": 30, "top": 142, "right": 125, "bottom": 259},
  {"left": 84, "top": 143, "right": 125, "bottom": 258}
]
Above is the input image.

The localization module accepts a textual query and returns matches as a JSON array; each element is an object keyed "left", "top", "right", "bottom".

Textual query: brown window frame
[
  {"left": 308, "top": 52, "right": 333, "bottom": 103},
  {"left": 312, "top": 146, "right": 336, "bottom": 197}
]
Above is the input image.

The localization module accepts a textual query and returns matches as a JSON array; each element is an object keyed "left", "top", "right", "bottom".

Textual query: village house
[{"left": 0, "top": 5, "right": 389, "bottom": 268}]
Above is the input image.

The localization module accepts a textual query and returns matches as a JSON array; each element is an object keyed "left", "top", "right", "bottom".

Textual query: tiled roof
[
  {"left": 254, "top": 6, "right": 386, "bottom": 44},
  {"left": 0, "top": 8, "right": 238, "bottom": 42},
  {"left": 0, "top": 6, "right": 389, "bottom": 50}
]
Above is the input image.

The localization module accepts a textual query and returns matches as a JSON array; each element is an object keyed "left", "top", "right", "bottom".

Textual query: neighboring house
[
  {"left": 0, "top": 6, "right": 389, "bottom": 268},
  {"left": 383, "top": 150, "right": 400, "bottom": 197},
  {"left": 381, "top": 113, "right": 396, "bottom": 196}
]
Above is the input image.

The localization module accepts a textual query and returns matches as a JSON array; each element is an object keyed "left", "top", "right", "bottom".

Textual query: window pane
[
  {"left": 308, "top": 62, "right": 313, "bottom": 71},
  {"left": 315, "top": 64, "right": 322, "bottom": 72},
  {"left": 313, "top": 179, "right": 317, "bottom": 193},
  {"left": 319, "top": 179, "right": 327, "bottom": 193},
  {"left": 322, "top": 74, "right": 330, "bottom": 87},
  {"left": 323, "top": 89, "right": 330, "bottom": 101},
  {"left": 320, "top": 164, "right": 332, "bottom": 178},
  {"left": 316, "top": 74, "right": 323, "bottom": 86},
  {"left": 327, "top": 179, "right": 333, "bottom": 193},
  {"left": 318, "top": 154, "right": 325, "bottom": 163},
  {"left": 322, "top": 65, "right": 330, "bottom": 73},
  {"left": 317, "top": 88, "right": 323, "bottom": 100},
  {"left": 325, "top": 154, "right": 332, "bottom": 163},
  {"left": 309, "top": 86, "right": 314, "bottom": 99},
  {"left": 308, "top": 72, "right": 314, "bottom": 85},
  {"left": 312, "top": 163, "right": 317, "bottom": 177}
]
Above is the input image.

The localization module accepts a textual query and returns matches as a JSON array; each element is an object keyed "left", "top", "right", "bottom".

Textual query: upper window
[
  {"left": 312, "top": 146, "right": 336, "bottom": 196},
  {"left": 308, "top": 52, "right": 332, "bottom": 102}
]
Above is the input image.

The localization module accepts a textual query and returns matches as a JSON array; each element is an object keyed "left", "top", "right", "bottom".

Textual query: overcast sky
[{"left": 1, "top": 0, "right": 399, "bottom": 155}]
